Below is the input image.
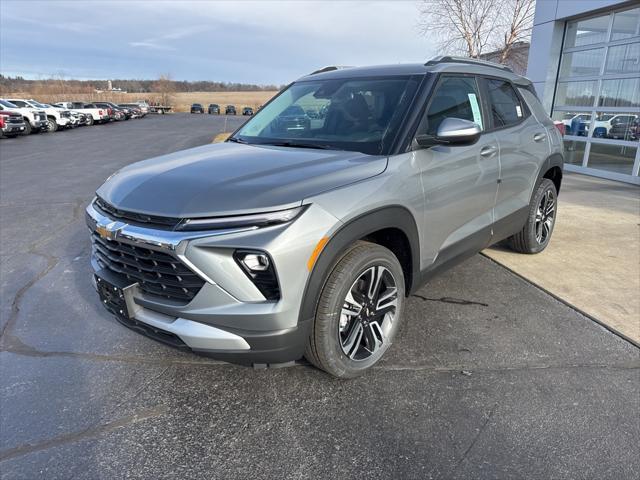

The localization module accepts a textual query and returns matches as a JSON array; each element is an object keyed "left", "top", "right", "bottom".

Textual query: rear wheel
[
  {"left": 508, "top": 178, "right": 558, "bottom": 254},
  {"left": 305, "top": 241, "right": 405, "bottom": 378},
  {"left": 86, "top": 116, "right": 94, "bottom": 126}
]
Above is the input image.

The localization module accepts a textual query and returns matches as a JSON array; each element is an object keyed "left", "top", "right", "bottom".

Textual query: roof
[{"left": 297, "top": 58, "right": 532, "bottom": 86}]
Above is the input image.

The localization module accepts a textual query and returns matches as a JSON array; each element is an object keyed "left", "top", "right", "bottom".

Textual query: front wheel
[
  {"left": 21, "top": 121, "right": 32, "bottom": 135},
  {"left": 508, "top": 178, "right": 558, "bottom": 254},
  {"left": 47, "top": 117, "right": 58, "bottom": 132},
  {"left": 305, "top": 241, "right": 405, "bottom": 378}
]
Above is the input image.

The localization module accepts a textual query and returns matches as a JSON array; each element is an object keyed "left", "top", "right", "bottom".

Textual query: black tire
[
  {"left": 508, "top": 178, "right": 558, "bottom": 254},
  {"left": 47, "top": 117, "right": 58, "bottom": 132},
  {"left": 86, "top": 116, "right": 94, "bottom": 126},
  {"left": 305, "top": 241, "right": 406, "bottom": 378},
  {"left": 21, "top": 120, "right": 32, "bottom": 135}
]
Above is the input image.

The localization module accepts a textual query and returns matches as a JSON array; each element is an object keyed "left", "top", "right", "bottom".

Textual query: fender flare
[
  {"left": 297, "top": 206, "right": 420, "bottom": 325},
  {"left": 530, "top": 153, "right": 564, "bottom": 203}
]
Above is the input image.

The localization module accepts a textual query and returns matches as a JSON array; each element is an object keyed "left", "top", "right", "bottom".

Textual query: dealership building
[{"left": 527, "top": 0, "right": 640, "bottom": 184}]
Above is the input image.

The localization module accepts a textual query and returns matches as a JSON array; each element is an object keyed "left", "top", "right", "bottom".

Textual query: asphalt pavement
[{"left": 1, "top": 114, "right": 638, "bottom": 479}]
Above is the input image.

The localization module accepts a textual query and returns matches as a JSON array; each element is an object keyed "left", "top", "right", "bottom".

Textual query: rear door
[
  {"left": 413, "top": 75, "right": 500, "bottom": 264},
  {"left": 479, "top": 77, "right": 548, "bottom": 235}
]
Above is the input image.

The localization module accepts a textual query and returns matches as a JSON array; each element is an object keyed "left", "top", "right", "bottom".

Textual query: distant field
[
  {"left": 2, "top": 90, "right": 278, "bottom": 113},
  {"left": 169, "top": 91, "right": 278, "bottom": 112}
]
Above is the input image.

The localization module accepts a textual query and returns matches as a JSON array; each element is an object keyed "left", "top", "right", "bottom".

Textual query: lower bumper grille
[{"left": 92, "top": 232, "right": 205, "bottom": 302}]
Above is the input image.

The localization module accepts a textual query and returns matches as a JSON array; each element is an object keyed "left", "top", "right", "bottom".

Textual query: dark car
[
  {"left": 242, "top": 107, "right": 254, "bottom": 116},
  {"left": 273, "top": 105, "right": 311, "bottom": 133},
  {"left": 119, "top": 103, "right": 145, "bottom": 118},
  {"left": 609, "top": 116, "right": 639, "bottom": 141},
  {"left": 191, "top": 103, "right": 204, "bottom": 114},
  {"left": 208, "top": 104, "right": 220, "bottom": 114},
  {"left": 225, "top": 105, "right": 236, "bottom": 115},
  {"left": 94, "top": 102, "right": 128, "bottom": 121}
]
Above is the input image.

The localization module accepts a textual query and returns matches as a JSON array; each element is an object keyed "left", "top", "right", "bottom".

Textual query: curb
[{"left": 481, "top": 253, "right": 640, "bottom": 349}]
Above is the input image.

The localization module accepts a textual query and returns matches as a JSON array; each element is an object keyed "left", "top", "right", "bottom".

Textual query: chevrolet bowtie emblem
[{"left": 96, "top": 221, "right": 127, "bottom": 240}]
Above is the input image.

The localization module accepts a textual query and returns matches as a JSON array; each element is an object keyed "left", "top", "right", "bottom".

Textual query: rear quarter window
[{"left": 485, "top": 79, "right": 527, "bottom": 128}]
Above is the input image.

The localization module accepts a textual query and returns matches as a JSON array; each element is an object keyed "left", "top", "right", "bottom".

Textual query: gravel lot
[{"left": 1, "top": 114, "right": 638, "bottom": 479}]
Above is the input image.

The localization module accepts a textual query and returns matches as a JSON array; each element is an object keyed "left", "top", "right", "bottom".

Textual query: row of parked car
[
  {"left": 559, "top": 113, "right": 639, "bottom": 141},
  {"left": 0, "top": 98, "right": 150, "bottom": 138},
  {"left": 190, "top": 103, "right": 255, "bottom": 116}
]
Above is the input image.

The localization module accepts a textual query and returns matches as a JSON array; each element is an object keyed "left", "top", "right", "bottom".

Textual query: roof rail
[
  {"left": 425, "top": 56, "right": 513, "bottom": 73},
  {"left": 308, "top": 66, "right": 353, "bottom": 75}
]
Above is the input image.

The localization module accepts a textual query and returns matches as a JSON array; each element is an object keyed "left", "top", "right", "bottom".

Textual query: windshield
[
  {"left": 29, "top": 100, "right": 48, "bottom": 108},
  {"left": 0, "top": 100, "right": 19, "bottom": 108},
  {"left": 233, "top": 77, "right": 418, "bottom": 155}
]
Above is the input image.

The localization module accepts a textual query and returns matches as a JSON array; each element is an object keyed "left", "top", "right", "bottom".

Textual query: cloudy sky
[{"left": 0, "top": 0, "right": 435, "bottom": 85}]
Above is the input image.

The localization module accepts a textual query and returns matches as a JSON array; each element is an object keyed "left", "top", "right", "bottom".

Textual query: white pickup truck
[
  {"left": 6, "top": 98, "right": 73, "bottom": 132},
  {"left": 0, "top": 99, "right": 48, "bottom": 134},
  {"left": 53, "top": 102, "right": 111, "bottom": 125}
]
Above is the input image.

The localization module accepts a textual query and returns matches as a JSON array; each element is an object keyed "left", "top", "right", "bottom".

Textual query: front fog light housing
[
  {"left": 234, "top": 250, "right": 280, "bottom": 301},
  {"left": 240, "top": 253, "right": 270, "bottom": 271}
]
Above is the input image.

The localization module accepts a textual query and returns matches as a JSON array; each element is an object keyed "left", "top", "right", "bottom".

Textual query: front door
[{"left": 412, "top": 75, "right": 499, "bottom": 267}]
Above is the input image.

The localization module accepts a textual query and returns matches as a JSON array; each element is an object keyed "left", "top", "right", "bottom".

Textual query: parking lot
[{"left": 1, "top": 114, "right": 638, "bottom": 479}]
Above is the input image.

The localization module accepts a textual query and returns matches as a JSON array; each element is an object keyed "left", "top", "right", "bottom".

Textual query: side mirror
[
  {"left": 436, "top": 117, "right": 482, "bottom": 145},
  {"left": 415, "top": 117, "right": 482, "bottom": 148}
]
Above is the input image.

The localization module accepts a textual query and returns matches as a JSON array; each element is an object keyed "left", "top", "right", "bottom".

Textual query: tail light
[
  {"left": 98, "top": 110, "right": 104, "bottom": 116},
  {"left": 553, "top": 121, "right": 565, "bottom": 137},
  {"left": 0, "top": 116, "right": 5, "bottom": 128}
]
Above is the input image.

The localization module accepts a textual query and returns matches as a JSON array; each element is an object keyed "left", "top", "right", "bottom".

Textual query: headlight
[{"left": 176, "top": 205, "right": 307, "bottom": 231}]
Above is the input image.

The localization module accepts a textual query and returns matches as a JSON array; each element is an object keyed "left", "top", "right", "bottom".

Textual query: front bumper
[
  {"left": 85, "top": 201, "right": 338, "bottom": 365},
  {"left": 2, "top": 124, "right": 26, "bottom": 134}
]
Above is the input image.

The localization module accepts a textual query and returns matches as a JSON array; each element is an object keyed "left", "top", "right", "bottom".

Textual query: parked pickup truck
[
  {"left": 0, "top": 99, "right": 48, "bottom": 134},
  {"left": 6, "top": 98, "right": 72, "bottom": 132},
  {"left": 53, "top": 102, "right": 110, "bottom": 125},
  {"left": 0, "top": 110, "right": 27, "bottom": 137}
]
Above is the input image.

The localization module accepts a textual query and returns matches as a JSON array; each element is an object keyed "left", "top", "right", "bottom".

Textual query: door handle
[
  {"left": 533, "top": 132, "right": 547, "bottom": 142},
  {"left": 480, "top": 145, "right": 497, "bottom": 157}
]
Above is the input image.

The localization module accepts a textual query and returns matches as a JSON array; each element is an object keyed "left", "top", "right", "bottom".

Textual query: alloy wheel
[
  {"left": 338, "top": 266, "right": 398, "bottom": 361},
  {"left": 535, "top": 189, "right": 556, "bottom": 244}
]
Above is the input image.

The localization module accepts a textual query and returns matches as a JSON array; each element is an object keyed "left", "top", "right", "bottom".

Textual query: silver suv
[{"left": 87, "top": 57, "right": 563, "bottom": 377}]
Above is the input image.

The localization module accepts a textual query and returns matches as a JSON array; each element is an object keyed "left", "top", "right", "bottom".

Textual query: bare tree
[
  {"left": 418, "top": 0, "right": 535, "bottom": 65},
  {"left": 152, "top": 73, "right": 175, "bottom": 106}
]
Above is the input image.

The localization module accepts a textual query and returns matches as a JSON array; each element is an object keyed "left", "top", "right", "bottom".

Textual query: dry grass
[
  {"left": 170, "top": 92, "right": 277, "bottom": 112},
  {"left": 2, "top": 90, "right": 278, "bottom": 113}
]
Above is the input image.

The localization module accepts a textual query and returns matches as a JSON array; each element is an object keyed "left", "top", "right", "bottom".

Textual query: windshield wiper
[
  {"left": 227, "top": 136, "right": 248, "bottom": 144},
  {"left": 262, "top": 141, "right": 335, "bottom": 150}
]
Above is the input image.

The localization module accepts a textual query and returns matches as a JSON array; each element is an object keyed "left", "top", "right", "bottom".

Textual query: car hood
[{"left": 96, "top": 142, "right": 386, "bottom": 218}]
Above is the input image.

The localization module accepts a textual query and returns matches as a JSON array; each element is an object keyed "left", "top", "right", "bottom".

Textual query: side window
[
  {"left": 419, "top": 76, "right": 484, "bottom": 135},
  {"left": 486, "top": 79, "right": 527, "bottom": 128}
]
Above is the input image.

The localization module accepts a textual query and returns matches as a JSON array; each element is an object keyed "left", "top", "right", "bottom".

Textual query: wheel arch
[
  {"left": 298, "top": 206, "right": 420, "bottom": 325},
  {"left": 539, "top": 153, "right": 563, "bottom": 193}
]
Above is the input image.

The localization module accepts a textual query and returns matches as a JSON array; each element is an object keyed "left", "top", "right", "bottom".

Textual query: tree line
[{"left": 0, "top": 75, "right": 282, "bottom": 94}]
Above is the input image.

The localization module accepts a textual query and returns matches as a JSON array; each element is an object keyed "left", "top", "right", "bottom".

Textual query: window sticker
[
  {"left": 467, "top": 93, "right": 483, "bottom": 129},
  {"left": 516, "top": 105, "right": 523, "bottom": 117}
]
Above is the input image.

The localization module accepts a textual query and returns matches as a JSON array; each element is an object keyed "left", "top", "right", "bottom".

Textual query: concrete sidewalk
[{"left": 485, "top": 172, "right": 640, "bottom": 343}]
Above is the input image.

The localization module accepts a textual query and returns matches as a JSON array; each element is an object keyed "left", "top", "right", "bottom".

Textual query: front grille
[
  {"left": 94, "top": 197, "right": 180, "bottom": 230},
  {"left": 92, "top": 232, "right": 205, "bottom": 302}
]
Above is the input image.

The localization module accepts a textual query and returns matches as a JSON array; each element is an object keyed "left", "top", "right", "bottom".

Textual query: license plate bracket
[{"left": 95, "top": 274, "right": 134, "bottom": 318}]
